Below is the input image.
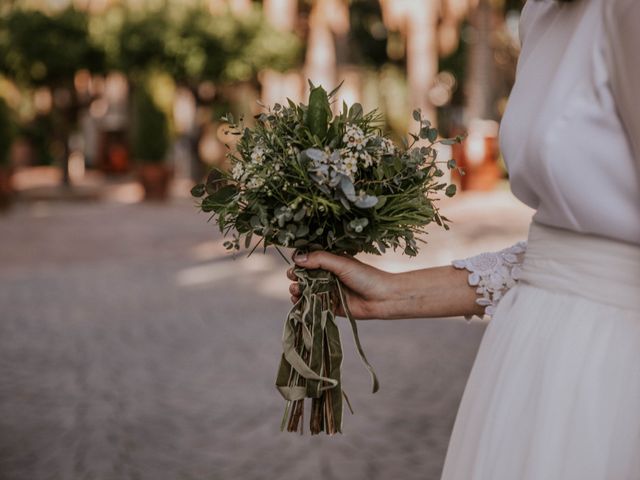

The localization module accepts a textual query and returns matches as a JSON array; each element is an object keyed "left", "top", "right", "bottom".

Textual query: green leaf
[
  {"left": 327, "top": 80, "right": 344, "bottom": 98},
  {"left": 445, "top": 184, "right": 457, "bottom": 197},
  {"left": 293, "top": 207, "right": 306, "bottom": 222},
  {"left": 190, "top": 183, "right": 206, "bottom": 197},
  {"left": 427, "top": 128, "right": 438, "bottom": 143},
  {"left": 296, "top": 224, "right": 309, "bottom": 237},
  {"left": 447, "top": 159, "right": 457, "bottom": 169},
  {"left": 250, "top": 216, "right": 262, "bottom": 229},
  {"left": 306, "top": 86, "right": 331, "bottom": 139},
  {"left": 412, "top": 109, "right": 421, "bottom": 121},
  {"left": 348, "top": 103, "right": 363, "bottom": 120},
  {"left": 202, "top": 185, "right": 236, "bottom": 212},
  {"left": 440, "top": 135, "right": 463, "bottom": 145},
  {"left": 374, "top": 196, "right": 387, "bottom": 210}
]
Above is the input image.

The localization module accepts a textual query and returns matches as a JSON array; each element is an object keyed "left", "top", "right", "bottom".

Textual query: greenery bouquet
[{"left": 191, "top": 83, "right": 462, "bottom": 435}]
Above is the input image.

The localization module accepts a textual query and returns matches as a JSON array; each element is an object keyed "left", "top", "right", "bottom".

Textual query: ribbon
[{"left": 275, "top": 265, "right": 379, "bottom": 434}]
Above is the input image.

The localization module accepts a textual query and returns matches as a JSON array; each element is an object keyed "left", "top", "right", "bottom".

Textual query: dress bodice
[{"left": 499, "top": 0, "right": 640, "bottom": 245}]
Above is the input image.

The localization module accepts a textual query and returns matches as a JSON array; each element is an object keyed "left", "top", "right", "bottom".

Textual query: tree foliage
[
  {"left": 98, "top": 4, "right": 302, "bottom": 87},
  {"left": 0, "top": 7, "right": 104, "bottom": 87},
  {"left": 131, "top": 86, "right": 169, "bottom": 163}
]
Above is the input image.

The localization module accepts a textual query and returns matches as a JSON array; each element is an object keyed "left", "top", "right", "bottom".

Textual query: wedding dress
[{"left": 440, "top": 0, "right": 640, "bottom": 478}]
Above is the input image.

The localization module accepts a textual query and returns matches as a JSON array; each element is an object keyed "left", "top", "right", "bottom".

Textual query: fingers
[
  {"left": 289, "top": 282, "right": 301, "bottom": 297},
  {"left": 286, "top": 267, "right": 297, "bottom": 281},
  {"left": 292, "top": 250, "right": 361, "bottom": 277}
]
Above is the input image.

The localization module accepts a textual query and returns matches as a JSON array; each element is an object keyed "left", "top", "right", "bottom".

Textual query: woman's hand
[
  {"left": 286, "top": 251, "right": 397, "bottom": 319},
  {"left": 286, "top": 251, "right": 485, "bottom": 320}
]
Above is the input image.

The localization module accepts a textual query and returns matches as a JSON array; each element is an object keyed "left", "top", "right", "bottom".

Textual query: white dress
[{"left": 441, "top": 0, "right": 640, "bottom": 478}]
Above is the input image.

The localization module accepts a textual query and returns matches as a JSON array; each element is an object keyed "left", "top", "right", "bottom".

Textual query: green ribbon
[{"left": 275, "top": 266, "right": 379, "bottom": 433}]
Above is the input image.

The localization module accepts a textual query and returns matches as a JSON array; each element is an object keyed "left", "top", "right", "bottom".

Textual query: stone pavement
[{"left": 0, "top": 190, "right": 531, "bottom": 480}]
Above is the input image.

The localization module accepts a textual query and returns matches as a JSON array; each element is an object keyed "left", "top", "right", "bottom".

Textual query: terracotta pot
[
  {"left": 0, "top": 167, "right": 13, "bottom": 211},
  {"left": 138, "top": 164, "right": 173, "bottom": 201},
  {"left": 453, "top": 135, "right": 503, "bottom": 191}
]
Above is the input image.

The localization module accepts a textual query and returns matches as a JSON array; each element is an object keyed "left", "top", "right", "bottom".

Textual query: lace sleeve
[{"left": 452, "top": 241, "right": 527, "bottom": 321}]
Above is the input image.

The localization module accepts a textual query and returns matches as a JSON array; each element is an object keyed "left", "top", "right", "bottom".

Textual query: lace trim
[{"left": 452, "top": 241, "right": 527, "bottom": 321}]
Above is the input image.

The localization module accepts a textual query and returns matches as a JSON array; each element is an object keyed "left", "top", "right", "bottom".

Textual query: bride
[{"left": 287, "top": 0, "right": 640, "bottom": 478}]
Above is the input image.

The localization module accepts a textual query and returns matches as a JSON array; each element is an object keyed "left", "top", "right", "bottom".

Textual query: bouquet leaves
[{"left": 192, "top": 82, "right": 462, "bottom": 435}]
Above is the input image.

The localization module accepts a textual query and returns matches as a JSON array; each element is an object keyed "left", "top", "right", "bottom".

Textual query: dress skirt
[{"left": 440, "top": 222, "right": 640, "bottom": 480}]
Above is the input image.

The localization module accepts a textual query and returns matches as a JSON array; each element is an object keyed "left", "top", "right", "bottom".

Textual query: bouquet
[{"left": 191, "top": 82, "right": 462, "bottom": 435}]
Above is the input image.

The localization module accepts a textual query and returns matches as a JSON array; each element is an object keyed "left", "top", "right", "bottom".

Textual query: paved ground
[{"left": 0, "top": 189, "right": 531, "bottom": 480}]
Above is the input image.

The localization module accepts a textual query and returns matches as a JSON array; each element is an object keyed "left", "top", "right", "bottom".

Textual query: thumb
[{"left": 293, "top": 250, "right": 357, "bottom": 278}]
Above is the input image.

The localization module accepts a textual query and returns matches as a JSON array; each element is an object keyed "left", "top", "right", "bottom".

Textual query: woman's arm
[
  {"left": 287, "top": 251, "right": 486, "bottom": 320},
  {"left": 288, "top": 241, "right": 527, "bottom": 321}
]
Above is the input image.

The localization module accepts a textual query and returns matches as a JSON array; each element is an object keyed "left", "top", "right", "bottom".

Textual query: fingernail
[{"left": 294, "top": 252, "right": 307, "bottom": 263}]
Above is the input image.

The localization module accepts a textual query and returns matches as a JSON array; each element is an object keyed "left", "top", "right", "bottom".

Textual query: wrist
[
  {"left": 374, "top": 266, "right": 483, "bottom": 320},
  {"left": 375, "top": 271, "right": 428, "bottom": 319}
]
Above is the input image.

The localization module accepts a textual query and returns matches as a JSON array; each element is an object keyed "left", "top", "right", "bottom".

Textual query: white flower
[
  {"left": 380, "top": 137, "right": 396, "bottom": 156},
  {"left": 286, "top": 145, "right": 299, "bottom": 158},
  {"left": 247, "top": 176, "right": 265, "bottom": 189},
  {"left": 251, "top": 146, "right": 266, "bottom": 165},
  {"left": 231, "top": 162, "right": 245, "bottom": 180},
  {"left": 342, "top": 155, "right": 359, "bottom": 176},
  {"left": 343, "top": 124, "right": 366, "bottom": 150},
  {"left": 359, "top": 150, "right": 373, "bottom": 167}
]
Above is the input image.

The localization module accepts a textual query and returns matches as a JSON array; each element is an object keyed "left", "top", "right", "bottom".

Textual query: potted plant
[
  {"left": 132, "top": 86, "right": 172, "bottom": 201},
  {"left": 0, "top": 98, "right": 14, "bottom": 210}
]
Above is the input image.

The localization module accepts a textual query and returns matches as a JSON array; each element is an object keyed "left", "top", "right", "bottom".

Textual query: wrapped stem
[{"left": 275, "top": 266, "right": 379, "bottom": 434}]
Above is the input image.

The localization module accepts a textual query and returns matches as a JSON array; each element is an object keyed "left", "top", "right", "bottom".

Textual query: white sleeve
[
  {"left": 452, "top": 242, "right": 527, "bottom": 321},
  {"left": 603, "top": 0, "right": 640, "bottom": 172}
]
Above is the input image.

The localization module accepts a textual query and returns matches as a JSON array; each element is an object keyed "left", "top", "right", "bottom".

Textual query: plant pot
[
  {"left": 453, "top": 135, "right": 503, "bottom": 191},
  {"left": 0, "top": 166, "right": 13, "bottom": 211},
  {"left": 138, "top": 164, "right": 173, "bottom": 201}
]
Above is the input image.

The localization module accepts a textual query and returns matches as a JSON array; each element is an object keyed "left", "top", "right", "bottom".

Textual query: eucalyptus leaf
[
  {"left": 354, "top": 195, "right": 378, "bottom": 209},
  {"left": 250, "top": 216, "right": 262, "bottom": 229},
  {"left": 296, "top": 224, "right": 310, "bottom": 238},
  {"left": 293, "top": 207, "right": 307, "bottom": 222},
  {"left": 303, "top": 148, "right": 326, "bottom": 162},
  {"left": 445, "top": 184, "right": 457, "bottom": 197},
  {"left": 339, "top": 175, "right": 356, "bottom": 201},
  {"left": 190, "top": 183, "right": 206, "bottom": 197}
]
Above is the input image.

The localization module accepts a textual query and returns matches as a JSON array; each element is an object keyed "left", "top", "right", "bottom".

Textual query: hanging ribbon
[{"left": 275, "top": 265, "right": 379, "bottom": 434}]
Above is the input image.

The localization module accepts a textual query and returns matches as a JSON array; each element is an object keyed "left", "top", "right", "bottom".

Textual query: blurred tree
[
  {"left": 0, "top": 7, "right": 105, "bottom": 185},
  {"left": 104, "top": 4, "right": 302, "bottom": 89},
  {"left": 100, "top": 3, "right": 302, "bottom": 181},
  {"left": 348, "top": 0, "right": 396, "bottom": 68},
  {"left": 0, "top": 97, "right": 14, "bottom": 208},
  {"left": 131, "top": 84, "right": 174, "bottom": 200},
  {"left": 0, "top": 98, "right": 14, "bottom": 167},
  {"left": 107, "top": 9, "right": 172, "bottom": 83},
  {"left": 131, "top": 86, "right": 169, "bottom": 164}
]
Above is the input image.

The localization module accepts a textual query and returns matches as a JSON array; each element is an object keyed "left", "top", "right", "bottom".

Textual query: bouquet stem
[{"left": 275, "top": 265, "right": 379, "bottom": 435}]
